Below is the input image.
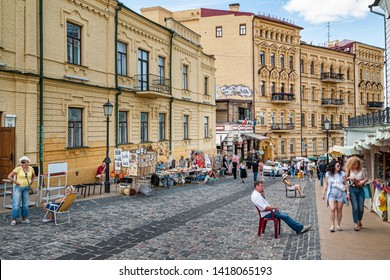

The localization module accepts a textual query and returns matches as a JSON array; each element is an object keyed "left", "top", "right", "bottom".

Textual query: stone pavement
[{"left": 1, "top": 172, "right": 388, "bottom": 260}]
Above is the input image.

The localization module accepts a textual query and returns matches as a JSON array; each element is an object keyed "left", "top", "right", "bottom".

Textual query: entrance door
[{"left": 0, "top": 127, "right": 15, "bottom": 181}]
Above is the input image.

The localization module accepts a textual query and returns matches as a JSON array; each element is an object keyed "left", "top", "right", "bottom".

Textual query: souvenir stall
[{"left": 115, "top": 147, "right": 156, "bottom": 196}]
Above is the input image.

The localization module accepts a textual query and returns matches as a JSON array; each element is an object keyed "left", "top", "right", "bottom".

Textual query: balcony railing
[
  {"left": 271, "top": 93, "right": 295, "bottom": 102},
  {"left": 134, "top": 74, "right": 170, "bottom": 95},
  {"left": 320, "top": 72, "right": 344, "bottom": 82},
  {"left": 321, "top": 98, "right": 344, "bottom": 106},
  {"left": 348, "top": 107, "right": 390, "bottom": 127},
  {"left": 366, "top": 101, "right": 384, "bottom": 109},
  {"left": 270, "top": 123, "right": 295, "bottom": 131},
  {"left": 321, "top": 123, "right": 344, "bottom": 131}
]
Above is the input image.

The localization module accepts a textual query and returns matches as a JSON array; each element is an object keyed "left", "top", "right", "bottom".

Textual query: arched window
[{"left": 310, "top": 61, "right": 315, "bottom": 74}]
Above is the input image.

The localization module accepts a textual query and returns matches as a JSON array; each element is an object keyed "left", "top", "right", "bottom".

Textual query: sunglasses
[{"left": 21, "top": 161, "right": 28, "bottom": 164}]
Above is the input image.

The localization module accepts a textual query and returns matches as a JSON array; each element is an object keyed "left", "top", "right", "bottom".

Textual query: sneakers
[
  {"left": 336, "top": 225, "right": 343, "bottom": 231},
  {"left": 11, "top": 220, "right": 16, "bottom": 226},
  {"left": 21, "top": 219, "right": 30, "bottom": 224},
  {"left": 329, "top": 225, "right": 335, "bottom": 232},
  {"left": 299, "top": 225, "right": 312, "bottom": 234},
  {"left": 42, "top": 218, "right": 53, "bottom": 223}
]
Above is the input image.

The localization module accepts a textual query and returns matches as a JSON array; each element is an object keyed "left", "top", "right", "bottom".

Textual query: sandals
[
  {"left": 354, "top": 225, "right": 360, "bottom": 231},
  {"left": 358, "top": 221, "right": 363, "bottom": 228}
]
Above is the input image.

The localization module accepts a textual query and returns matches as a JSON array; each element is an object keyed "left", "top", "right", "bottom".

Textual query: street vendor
[{"left": 156, "top": 161, "right": 165, "bottom": 172}]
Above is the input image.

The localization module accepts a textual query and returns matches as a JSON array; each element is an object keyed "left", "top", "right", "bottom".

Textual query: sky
[{"left": 122, "top": 0, "right": 385, "bottom": 49}]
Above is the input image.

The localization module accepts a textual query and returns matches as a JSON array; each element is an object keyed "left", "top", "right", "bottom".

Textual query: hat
[
  {"left": 282, "top": 173, "right": 288, "bottom": 180},
  {"left": 19, "top": 156, "right": 31, "bottom": 163}
]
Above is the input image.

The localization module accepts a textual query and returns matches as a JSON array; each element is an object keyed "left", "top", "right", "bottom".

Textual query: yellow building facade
[{"left": 0, "top": 0, "right": 216, "bottom": 184}]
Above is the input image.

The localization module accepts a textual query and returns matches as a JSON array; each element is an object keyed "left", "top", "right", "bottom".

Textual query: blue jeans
[
  {"left": 349, "top": 186, "right": 364, "bottom": 224},
  {"left": 253, "top": 172, "right": 258, "bottom": 181},
  {"left": 291, "top": 169, "right": 296, "bottom": 177},
  {"left": 11, "top": 186, "right": 30, "bottom": 219},
  {"left": 264, "top": 211, "right": 304, "bottom": 234},
  {"left": 270, "top": 170, "right": 275, "bottom": 178},
  {"left": 320, "top": 172, "right": 325, "bottom": 186}
]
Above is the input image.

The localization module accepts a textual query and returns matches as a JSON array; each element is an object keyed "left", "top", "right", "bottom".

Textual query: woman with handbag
[
  {"left": 321, "top": 159, "right": 349, "bottom": 232},
  {"left": 8, "top": 156, "right": 36, "bottom": 225},
  {"left": 345, "top": 156, "right": 368, "bottom": 231}
]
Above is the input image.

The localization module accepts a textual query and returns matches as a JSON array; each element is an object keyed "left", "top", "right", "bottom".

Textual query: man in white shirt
[{"left": 251, "top": 181, "right": 311, "bottom": 235}]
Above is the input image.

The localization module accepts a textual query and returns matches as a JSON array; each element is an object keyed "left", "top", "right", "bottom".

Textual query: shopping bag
[{"left": 363, "top": 183, "right": 372, "bottom": 199}]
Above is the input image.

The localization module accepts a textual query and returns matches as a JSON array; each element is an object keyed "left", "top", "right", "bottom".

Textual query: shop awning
[
  {"left": 352, "top": 127, "right": 390, "bottom": 151},
  {"left": 244, "top": 133, "right": 269, "bottom": 141},
  {"left": 216, "top": 133, "right": 228, "bottom": 146},
  {"left": 329, "top": 145, "right": 359, "bottom": 156}
]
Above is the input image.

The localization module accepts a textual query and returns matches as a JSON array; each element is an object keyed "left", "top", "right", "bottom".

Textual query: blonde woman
[
  {"left": 345, "top": 156, "right": 368, "bottom": 231},
  {"left": 42, "top": 185, "right": 75, "bottom": 223},
  {"left": 8, "top": 156, "right": 36, "bottom": 225}
]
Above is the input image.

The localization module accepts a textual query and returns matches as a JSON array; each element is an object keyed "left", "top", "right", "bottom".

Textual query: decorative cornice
[{"left": 68, "top": 0, "right": 110, "bottom": 20}]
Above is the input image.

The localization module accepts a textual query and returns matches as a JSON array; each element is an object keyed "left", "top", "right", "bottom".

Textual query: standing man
[
  {"left": 251, "top": 181, "right": 311, "bottom": 234},
  {"left": 318, "top": 160, "right": 327, "bottom": 187},
  {"left": 252, "top": 160, "right": 259, "bottom": 181}
]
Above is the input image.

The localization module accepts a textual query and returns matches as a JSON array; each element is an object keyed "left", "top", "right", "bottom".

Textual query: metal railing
[
  {"left": 348, "top": 107, "right": 390, "bottom": 127},
  {"left": 320, "top": 72, "right": 344, "bottom": 81},
  {"left": 271, "top": 93, "right": 295, "bottom": 101},
  {"left": 321, "top": 123, "right": 344, "bottom": 130},
  {"left": 270, "top": 123, "right": 295, "bottom": 130},
  {"left": 134, "top": 74, "right": 170, "bottom": 94},
  {"left": 366, "top": 101, "right": 384, "bottom": 109},
  {"left": 321, "top": 98, "right": 344, "bottom": 106}
]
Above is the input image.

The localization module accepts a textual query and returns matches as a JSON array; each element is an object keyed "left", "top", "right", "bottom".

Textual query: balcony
[
  {"left": 270, "top": 123, "right": 295, "bottom": 132},
  {"left": 320, "top": 72, "right": 344, "bottom": 82},
  {"left": 321, "top": 98, "right": 344, "bottom": 107},
  {"left": 366, "top": 101, "right": 384, "bottom": 110},
  {"left": 270, "top": 92, "right": 295, "bottom": 103},
  {"left": 348, "top": 107, "right": 390, "bottom": 127},
  {"left": 321, "top": 123, "right": 344, "bottom": 131},
  {"left": 134, "top": 74, "right": 170, "bottom": 98}
]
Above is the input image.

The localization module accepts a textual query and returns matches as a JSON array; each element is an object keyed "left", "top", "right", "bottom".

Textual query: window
[
  {"left": 138, "top": 49, "right": 149, "bottom": 90},
  {"left": 320, "top": 63, "right": 324, "bottom": 74},
  {"left": 238, "top": 107, "right": 246, "bottom": 120},
  {"left": 281, "top": 139, "right": 285, "bottom": 154},
  {"left": 140, "top": 112, "right": 148, "bottom": 142},
  {"left": 366, "top": 70, "right": 369, "bottom": 80},
  {"left": 289, "top": 112, "right": 294, "bottom": 124},
  {"left": 301, "top": 113, "right": 306, "bottom": 126},
  {"left": 290, "top": 84, "right": 294, "bottom": 94},
  {"left": 183, "top": 65, "right": 188, "bottom": 90},
  {"left": 271, "top": 112, "right": 275, "bottom": 125},
  {"left": 159, "top": 113, "right": 165, "bottom": 141},
  {"left": 260, "top": 81, "right": 265, "bottom": 96},
  {"left": 67, "top": 22, "right": 81, "bottom": 65},
  {"left": 68, "top": 108, "right": 82, "bottom": 147},
  {"left": 281, "top": 83, "right": 285, "bottom": 93},
  {"left": 280, "top": 112, "right": 284, "bottom": 124},
  {"left": 311, "top": 114, "right": 316, "bottom": 127},
  {"left": 271, "top": 82, "right": 275, "bottom": 93},
  {"left": 216, "top": 26, "right": 222, "bottom": 37},
  {"left": 312, "top": 139, "right": 316, "bottom": 151},
  {"left": 289, "top": 56, "right": 294, "bottom": 69},
  {"left": 260, "top": 51, "right": 265, "bottom": 65},
  {"left": 158, "top": 56, "right": 165, "bottom": 84},
  {"left": 330, "top": 65, "right": 334, "bottom": 74},
  {"left": 117, "top": 42, "right": 127, "bottom": 76},
  {"left": 347, "top": 67, "right": 350, "bottom": 80},
  {"left": 290, "top": 139, "right": 294, "bottom": 153},
  {"left": 321, "top": 139, "right": 325, "bottom": 150},
  {"left": 119, "top": 111, "right": 128, "bottom": 144},
  {"left": 239, "top": 24, "right": 246, "bottom": 35},
  {"left": 204, "top": 76, "right": 209, "bottom": 95},
  {"left": 339, "top": 115, "right": 343, "bottom": 125},
  {"left": 260, "top": 112, "right": 265, "bottom": 125},
  {"left": 360, "top": 69, "right": 363, "bottom": 80},
  {"left": 300, "top": 59, "right": 304, "bottom": 73},
  {"left": 270, "top": 53, "right": 275, "bottom": 67},
  {"left": 280, "top": 54, "right": 285, "bottom": 68},
  {"left": 310, "top": 61, "right": 314, "bottom": 74},
  {"left": 204, "top": 116, "right": 209, "bottom": 138},
  {"left": 183, "top": 115, "right": 189, "bottom": 139},
  {"left": 301, "top": 85, "right": 305, "bottom": 99}
]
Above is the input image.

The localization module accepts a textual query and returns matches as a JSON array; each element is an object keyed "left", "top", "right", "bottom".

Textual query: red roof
[{"left": 201, "top": 8, "right": 253, "bottom": 17}]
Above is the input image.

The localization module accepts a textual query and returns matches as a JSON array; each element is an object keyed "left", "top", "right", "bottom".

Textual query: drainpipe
[
  {"left": 39, "top": 0, "right": 44, "bottom": 174},
  {"left": 299, "top": 47, "right": 303, "bottom": 157},
  {"left": 353, "top": 54, "right": 357, "bottom": 117},
  {"left": 169, "top": 32, "right": 174, "bottom": 152},
  {"left": 251, "top": 16, "right": 255, "bottom": 132},
  {"left": 115, "top": 3, "right": 122, "bottom": 147}
]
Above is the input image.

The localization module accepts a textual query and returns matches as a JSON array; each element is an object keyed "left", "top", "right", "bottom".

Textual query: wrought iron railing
[
  {"left": 270, "top": 123, "right": 295, "bottom": 130},
  {"left": 321, "top": 123, "right": 344, "bottom": 130},
  {"left": 348, "top": 107, "right": 390, "bottom": 127},
  {"left": 320, "top": 72, "right": 344, "bottom": 81},
  {"left": 321, "top": 98, "right": 344, "bottom": 106},
  {"left": 366, "top": 101, "right": 384, "bottom": 109},
  {"left": 134, "top": 74, "right": 170, "bottom": 94},
  {"left": 271, "top": 93, "right": 295, "bottom": 101}
]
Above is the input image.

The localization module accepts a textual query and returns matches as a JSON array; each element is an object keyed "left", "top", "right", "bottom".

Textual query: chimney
[{"left": 229, "top": 3, "right": 240, "bottom": 11}]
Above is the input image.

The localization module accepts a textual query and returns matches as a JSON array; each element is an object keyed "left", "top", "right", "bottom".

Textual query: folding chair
[
  {"left": 254, "top": 206, "right": 281, "bottom": 238},
  {"left": 285, "top": 185, "right": 297, "bottom": 197},
  {"left": 43, "top": 192, "right": 78, "bottom": 226}
]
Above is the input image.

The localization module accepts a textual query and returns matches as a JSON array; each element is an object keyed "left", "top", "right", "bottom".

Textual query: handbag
[
  {"left": 333, "top": 181, "right": 346, "bottom": 192},
  {"left": 363, "top": 183, "right": 372, "bottom": 199}
]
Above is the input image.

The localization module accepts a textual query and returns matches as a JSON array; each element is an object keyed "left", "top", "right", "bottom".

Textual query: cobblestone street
[{"left": 0, "top": 175, "right": 319, "bottom": 260}]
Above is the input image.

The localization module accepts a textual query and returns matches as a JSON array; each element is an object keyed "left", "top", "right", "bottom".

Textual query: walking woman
[
  {"left": 239, "top": 160, "right": 248, "bottom": 183},
  {"left": 345, "top": 156, "right": 368, "bottom": 231},
  {"left": 321, "top": 159, "right": 349, "bottom": 232},
  {"left": 8, "top": 156, "right": 36, "bottom": 225}
]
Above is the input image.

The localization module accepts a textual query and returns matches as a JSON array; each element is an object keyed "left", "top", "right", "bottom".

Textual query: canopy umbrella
[{"left": 329, "top": 145, "right": 359, "bottom": 156}]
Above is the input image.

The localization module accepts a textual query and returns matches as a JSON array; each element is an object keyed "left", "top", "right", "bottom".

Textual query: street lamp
[
  {"left": 324, "top": 117, "right": 330, "bottom": 164},
  {"left": 103, "top": 100, "right": 113, "bottom": 193}
]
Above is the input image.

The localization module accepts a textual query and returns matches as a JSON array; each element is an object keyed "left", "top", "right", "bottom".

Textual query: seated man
[
  {"left": 203, "top": 169, "right": 217, "bottom": 183},
  {"left": 156, "top": 161, "right": 165, "bottom": 172},
  {"left": 251, "top": 181, "right": 311, "bottom": 235},
  {"left": 96, "top": 161, "right": 106, "bottom": 183},
  {"left": 42, "top": 185, "right": 75, "bottom": 223},
  {"left": 282, "top": 174, "right": 305, "bottom": 197}
]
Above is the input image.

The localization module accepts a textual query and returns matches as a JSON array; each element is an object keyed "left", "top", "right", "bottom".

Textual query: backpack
[{"left": 151, "top": 174, "right": 160, "bottom": 186}]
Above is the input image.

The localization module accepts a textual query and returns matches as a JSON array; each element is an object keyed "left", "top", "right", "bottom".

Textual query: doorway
[{"left": 0, "top": 127, "right": 15, "bottom": 180}]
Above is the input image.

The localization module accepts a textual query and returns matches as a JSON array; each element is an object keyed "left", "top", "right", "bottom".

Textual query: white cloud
[{"left": 283, "top": 0, "right": 373, "bottom": 24}]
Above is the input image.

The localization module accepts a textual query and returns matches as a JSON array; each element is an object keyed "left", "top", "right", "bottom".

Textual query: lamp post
[
  {"left": 103, "top": 100, "right": 113, "bottom": 193},
  {"left": 324, "top": 117, "right": 330, "bottom": 165}
]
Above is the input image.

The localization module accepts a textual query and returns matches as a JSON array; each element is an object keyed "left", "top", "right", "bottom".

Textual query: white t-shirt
[{"left": 251, "top": 190, "right": 271, "bottom": 218}]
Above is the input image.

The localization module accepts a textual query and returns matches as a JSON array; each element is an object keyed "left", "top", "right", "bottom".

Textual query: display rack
[{"left": 40, "top": 162, "right": 68, "bottom": 203}]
